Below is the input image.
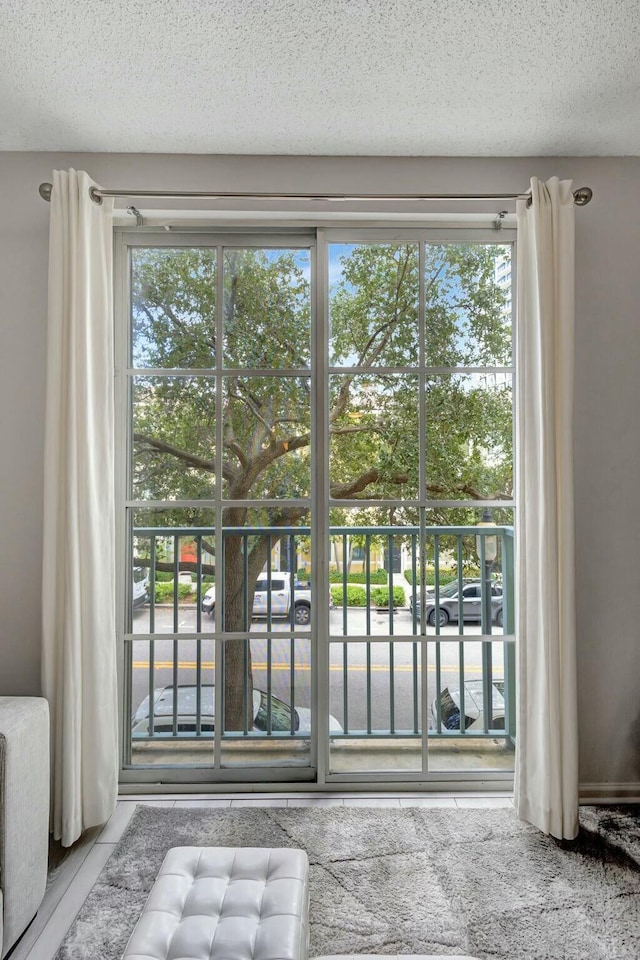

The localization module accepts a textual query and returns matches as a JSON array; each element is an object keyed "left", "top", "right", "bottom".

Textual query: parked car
[
  {"left": 131, "top": 683, "right": 343, "bottom": 736},
  {"left": 431, "top": 679, "right": 506, "bottom": 731},
  {"left": 132, "top": 566, "right": 149, "bottom": 608},
  {"left": 202, "top": 572, "right": 315, "bottom": 625},
  {"left": 410, "top": 579, "right": 503, "bottom": 627}
]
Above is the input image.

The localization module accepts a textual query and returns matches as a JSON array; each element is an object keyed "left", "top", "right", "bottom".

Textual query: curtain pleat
[
  {"left": 42, "top": 169, "right": 118, "bottom": 846},
  {"left": 514, "top": 177, "right": 579, "bottom": 840}
]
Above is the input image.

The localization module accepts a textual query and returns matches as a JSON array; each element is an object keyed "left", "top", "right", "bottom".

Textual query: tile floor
[{"left": 11, "top": 792, "right": 513, "bottom": 960}]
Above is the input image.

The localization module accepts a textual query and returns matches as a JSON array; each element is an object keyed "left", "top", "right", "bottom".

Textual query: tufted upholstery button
[{"left": 122, "top": 847, "right": 310, "bottom": 960}]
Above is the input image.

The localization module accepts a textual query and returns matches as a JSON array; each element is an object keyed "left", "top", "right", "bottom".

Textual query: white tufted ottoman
[{"left": 122, "top": 847, "right": 310, "bottom": 960}]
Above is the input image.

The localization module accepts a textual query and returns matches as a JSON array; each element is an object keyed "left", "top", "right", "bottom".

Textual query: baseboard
[{"left": 580, "top": 782, "right": 640, "bottom": 803}]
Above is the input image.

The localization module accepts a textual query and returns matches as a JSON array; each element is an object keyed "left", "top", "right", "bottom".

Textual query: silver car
[
  {"left": 432, "top": 679, "right": 506, "bottom": 731},
  {"left": 132, "top": 684, "right": 343, "bottom": 736},
  {"left": 411, "top": 579, "right": 503, "bottom": 627},
  {"left": 132, "top": 566, "right": 149, "bottom": 608}
]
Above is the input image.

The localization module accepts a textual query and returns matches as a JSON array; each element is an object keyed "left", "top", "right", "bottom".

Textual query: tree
[{"left": 130, "top": 241, "right": 512, "bottom": 729}]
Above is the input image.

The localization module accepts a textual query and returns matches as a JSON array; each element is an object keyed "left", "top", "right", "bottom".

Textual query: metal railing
[{"left": 127, "top": 525, "right": 515, "bottom": 751}]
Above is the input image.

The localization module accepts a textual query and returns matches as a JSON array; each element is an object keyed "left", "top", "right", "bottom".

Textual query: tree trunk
[
  {"left": 221, "top": 504, "right": 309, "bottom": 731},
  {"left": 221, "top": 509, "right": 255, "bottom": 731}
]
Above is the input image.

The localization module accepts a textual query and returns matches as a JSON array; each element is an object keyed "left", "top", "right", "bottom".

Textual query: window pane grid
[{"left": 121, "top": 231, "right": 515, "bottom": 779}]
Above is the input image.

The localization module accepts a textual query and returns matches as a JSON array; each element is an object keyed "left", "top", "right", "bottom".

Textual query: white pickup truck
[{"left": 201, "top": 571, "right": 313, "bottom": 625}]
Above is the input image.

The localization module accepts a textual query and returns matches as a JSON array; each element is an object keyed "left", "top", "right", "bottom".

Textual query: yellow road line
[{"left": 132, "top": 661, "right": 485, "bottom": 673}]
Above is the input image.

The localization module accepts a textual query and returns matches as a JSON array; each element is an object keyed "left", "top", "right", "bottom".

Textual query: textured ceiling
[{"left": 1, "top": 0, "right": 639, "bottom": 155}]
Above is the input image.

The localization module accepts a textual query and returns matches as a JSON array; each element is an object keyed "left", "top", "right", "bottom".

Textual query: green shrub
[
  {"left": 330, "top": 584, "right": 407, "bottom": 607},
  {"left": 154, "top": 571, "right": 174, "bottom": 583},
  {"left": 329, "top": 568, "right": 389, "bottom": 584},
  {"left": 371, "top": 586, "right": 406, "bottom": 607},
  {"left": 330, "top": 585, "right": 367, "bottom": 607},
  {"left": 154, "top": 581, "right": 195, "bottom": 602},
  {"left": 154, "top": 582, "right": 173, "bottom": 602},
  {"left": 403, "top": 568, "right": 480, "bottom": 586},
  {"left": 349, "top": 569, "right": 389, "bottom": 585}
]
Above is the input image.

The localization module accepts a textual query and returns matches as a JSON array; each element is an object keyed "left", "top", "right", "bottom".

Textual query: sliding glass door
[
  {"left": 117, "top": 225, "right": 515, "bottom": 786},
  {"left": 321, "top": 231, "right": 514, "bottom": 781},
  {"left": 118, "top": 234, "right": 318, "bottom": 781}
]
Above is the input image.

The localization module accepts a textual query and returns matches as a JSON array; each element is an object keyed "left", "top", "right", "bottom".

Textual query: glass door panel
[
  {"left": 323, "top": 234, "right": 516, "bottom": 782},
  {"left": 219, "top": 243, "right": 313, "bottom": 771},
  {"left": 124, "top": 238, "right": 314, "bottom": 778}
]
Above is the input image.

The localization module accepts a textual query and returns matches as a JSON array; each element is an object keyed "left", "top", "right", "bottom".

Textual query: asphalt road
[{"left": 129, "top": 604, "right": 509, "bottom": 732}]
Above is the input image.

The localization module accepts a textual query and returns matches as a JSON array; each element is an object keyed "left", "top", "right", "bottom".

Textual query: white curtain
[
  {"left": 514, "top": 177, "right": 579, "bottom": 840},
  {"left": 42, "top": 169, "right": 118, "bottom": 846}
]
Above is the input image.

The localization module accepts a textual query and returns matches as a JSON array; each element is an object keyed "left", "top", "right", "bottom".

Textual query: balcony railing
[{"left": 126, "top": 525, "right": 515, "bottom": 757}]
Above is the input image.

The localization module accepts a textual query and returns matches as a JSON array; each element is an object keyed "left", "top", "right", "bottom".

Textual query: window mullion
[
  {"left": 214, "top": 243, "right": 224, "bottom": 770},
  {"left": 314, "top": 227, "right": 330, "bottom": 785},
  {"left": 418, "top": 241, "right": 429, "bottom": 774}
]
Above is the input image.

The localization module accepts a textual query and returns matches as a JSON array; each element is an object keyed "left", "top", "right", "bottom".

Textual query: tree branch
[
  {"left": 135, "top": 299, "right": 216, "bottom": 352},
  {"left": 134, "top": 433, "right": 238, "bottom": 483},
  {"left": 271, "top": 416, "right": 310, "bottom": 428},
  {"left": 330, "top": 469, "right": 409, "bottom": 499},
  {"left": 329, "top": 376, "right": 354, "bottom": 423},
  {"left": 424, "top": 260, "right": 448, "bottom": 300},
  {"left": 330, "top": 424, "right": 385, "bottom": 436},
  {"left": 227, "top": 386, "right": 274, "bottom": 455},
  {"left": 354, "top": 248, "right": 411, "bottom": 365},
  {"left": 223, "top": 437, "right": 249, "bottom": 469}
]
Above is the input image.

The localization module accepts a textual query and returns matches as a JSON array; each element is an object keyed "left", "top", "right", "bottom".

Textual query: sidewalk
[{"left": 392, "top": 573, "right": 409, "bottom": 605}]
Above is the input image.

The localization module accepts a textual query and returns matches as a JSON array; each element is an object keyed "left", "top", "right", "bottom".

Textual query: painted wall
[{"left": 1, "top": 153, "right": 639, "bottom": 790}]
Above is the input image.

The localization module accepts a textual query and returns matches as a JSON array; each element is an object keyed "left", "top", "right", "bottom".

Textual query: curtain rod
[{"left": 37, "top": 182, "right": 593, "bottom": 206}]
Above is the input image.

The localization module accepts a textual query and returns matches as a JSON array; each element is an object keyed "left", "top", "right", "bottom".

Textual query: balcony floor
[{"left": 129, "top": 734, "right": 514, "bottom": 777}]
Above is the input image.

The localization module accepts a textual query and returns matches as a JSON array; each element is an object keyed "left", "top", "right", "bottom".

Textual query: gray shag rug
[{"left": 56, "top": 804, "right": 640, "bottom": 960}]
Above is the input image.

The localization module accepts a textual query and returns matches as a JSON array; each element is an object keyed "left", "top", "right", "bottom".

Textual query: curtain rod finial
[
  {"left": 573, "top": 186, "right": 593, "bottom": 206},
  {"left": 39, "top": 182, "right": 52, "bottom": 202}
]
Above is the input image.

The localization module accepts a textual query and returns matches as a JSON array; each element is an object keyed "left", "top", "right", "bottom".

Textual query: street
[{"left": 129, "top": 604, "right": 510, "bottom": 733}]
